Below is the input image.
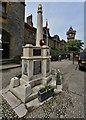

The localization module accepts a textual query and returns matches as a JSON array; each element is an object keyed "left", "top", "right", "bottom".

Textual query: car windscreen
[{"left": 80, "top": 52, "right": 86, "bottom": 60}]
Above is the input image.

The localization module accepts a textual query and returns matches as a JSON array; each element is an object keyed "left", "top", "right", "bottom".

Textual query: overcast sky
[{"left": 25, "top": 1, "right": 84, "bottom": 46}]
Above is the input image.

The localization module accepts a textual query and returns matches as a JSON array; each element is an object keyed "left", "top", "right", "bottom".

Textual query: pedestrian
[{"left": 59, "top": 55, "right": 61, "bottom": 61}]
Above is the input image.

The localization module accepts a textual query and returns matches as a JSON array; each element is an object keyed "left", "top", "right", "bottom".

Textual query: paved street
[
  {"left": 51, "top": 60, "right": 84, "bottom": 118},
  {"left": 0, "top": 64, "right": 21, "bottom": 90},
  {"left": 25, "top": 60, "right": 84, "bottom": 118},
  {"left": 0, "top": 60, "right": 85, "bottom": 118}
]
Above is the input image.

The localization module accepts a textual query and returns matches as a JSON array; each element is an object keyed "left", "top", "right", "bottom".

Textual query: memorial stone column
[{"left": 36, "top": 4, "right": 43, "bottom": 46}]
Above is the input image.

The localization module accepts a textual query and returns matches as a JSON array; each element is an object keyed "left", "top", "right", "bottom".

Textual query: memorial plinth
[
  {"left": 9, "top": 44, "right": 52, "bottom": 103},
  {"left": 21, "top": 44, "right": 51, "bottom": 84}
]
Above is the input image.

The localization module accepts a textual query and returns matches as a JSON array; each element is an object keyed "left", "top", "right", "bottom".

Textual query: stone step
[
  {"left": 2, "top": 91, "right": 21, "bottom": 109},
  {"left": 2, "top": 91, "right": 28, "bottom": 118},
  {"left": 14, "top": 103, "right": 27, "bottom": 118},
  {"left": 26, "top": 95, "right": 53, "bottom": 112},
  {"left": 26, "top": 98, "right": 43, "bottom": 112},
  {"left": 0, "top": 59, "right": 14, "bottom": 65},
  {"left": 10, "top": 84, "right": 44, "bottom": 103}
]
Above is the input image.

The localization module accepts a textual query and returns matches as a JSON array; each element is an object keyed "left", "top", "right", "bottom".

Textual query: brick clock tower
[{"left": 66, "top": 26, "right": 76, "bottom": 41}]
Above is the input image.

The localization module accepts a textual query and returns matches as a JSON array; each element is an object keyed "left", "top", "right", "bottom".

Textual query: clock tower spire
[{"left": 66, "top": 26, "right": 76, "bottom": 41}]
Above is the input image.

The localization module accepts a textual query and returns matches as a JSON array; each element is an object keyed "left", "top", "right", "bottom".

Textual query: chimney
[{"left": 27, "top": 14, "right": 33, "bottom": 27}]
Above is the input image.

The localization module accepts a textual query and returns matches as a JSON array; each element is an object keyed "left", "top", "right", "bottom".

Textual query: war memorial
[{"left": 2, "top": 4, "right": 62, "bottom": 118}]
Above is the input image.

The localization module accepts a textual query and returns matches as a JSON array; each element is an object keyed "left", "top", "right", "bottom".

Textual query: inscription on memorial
[
  {"left": 33, "top": 61, "right": 41, "bottom": 75},
  {"left": 33, "top": 49, "right": 41, "bottom": 56},
  {"left": 23, "top": 61, "right": 28, "bottom": 75}
]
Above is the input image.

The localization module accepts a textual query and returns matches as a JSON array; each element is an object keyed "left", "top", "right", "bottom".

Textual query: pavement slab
[
  {"left": 26, "top": 98, "right": 43, "bottom": 112},
  {"left": 14, "top": 103, "right": 27, "bottom": 118},
  {"left": 2, "top": 91, "right": 21, "bottom": 109}
]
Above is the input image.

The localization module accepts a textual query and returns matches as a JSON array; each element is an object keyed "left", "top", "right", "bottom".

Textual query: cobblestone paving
[
  {"left": 25, "top": 91, "right": 75, "bottom": 118},
  {"left": 0, "top": 96, "right": 2, "bottom": 119},
  {"left": 1, "top": 91, "right": 84, "bottom": 119},
  {"left": 0, "top": 96, "right": 18, "bottom": 119}
]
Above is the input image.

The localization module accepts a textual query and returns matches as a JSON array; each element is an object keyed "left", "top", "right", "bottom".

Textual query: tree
[{"left": 65, "top": 39, "right": 84, "bottom": 64}]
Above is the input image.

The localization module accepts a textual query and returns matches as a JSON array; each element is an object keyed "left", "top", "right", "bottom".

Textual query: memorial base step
[
  {"left": 10, "top": 84, "right": 44, "bottom": 103},
  {"left": 26, "top": 95, "right": 53, "bottom": 112},
  {"left": 2, "top": 91, "right": 28, "bottom": 118},
  {"left": 20, "top": 78, "right": 42, "bottom": 88}
]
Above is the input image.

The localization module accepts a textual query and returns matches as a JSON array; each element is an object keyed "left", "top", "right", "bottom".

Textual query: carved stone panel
[
  {"left": 33, "top": 61, "right": 41, "bottom": 75},
  {"left": 46, "top": 59, "right": 50, "bottom": 73},
  {"left": 23, "top": 61, "right": 28, "bottom": 76}
]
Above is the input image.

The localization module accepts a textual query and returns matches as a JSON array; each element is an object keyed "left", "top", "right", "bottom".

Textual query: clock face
[{"left": 69, "top": 34, "right": 72, "bottom": 37}]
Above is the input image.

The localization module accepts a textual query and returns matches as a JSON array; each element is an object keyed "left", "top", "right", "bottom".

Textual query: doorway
[{"left": 2, "top": 31, "right": 10, "bottom": 59}]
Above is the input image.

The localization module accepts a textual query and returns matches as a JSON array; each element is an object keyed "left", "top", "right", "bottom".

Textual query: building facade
[
  {"left": 24, "top": 15, "right": 36, "bottom": 46},
  {"left": 24, "top": 15, "right": 66, "bottom": 53},
  {"left": 0, "top": 2, "right": 25, "bottom": 59}
]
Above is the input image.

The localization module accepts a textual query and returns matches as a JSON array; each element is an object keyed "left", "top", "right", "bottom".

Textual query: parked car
[{"left": 78, "top": 51, "right": 86, "bottom": 70}]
